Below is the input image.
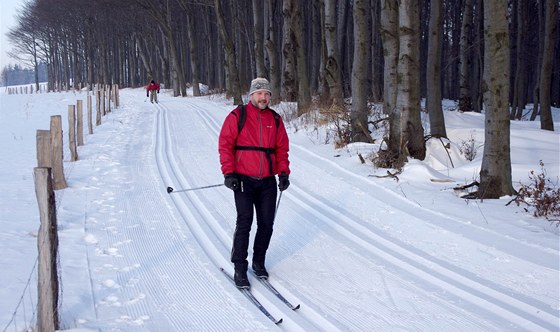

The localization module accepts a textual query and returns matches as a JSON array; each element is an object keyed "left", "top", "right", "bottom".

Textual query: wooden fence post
[
  {"left": 87, "top": 95, "right": 93, "bottom": 135},
  {"left": 77, "top": 100, "right": 84, "bottom": 146},
  {"left": 36, "top": 130, "right": 52, "bottom": 168},
  {"left": 102, "top": 88, "right": 107, "bottom": 116},
  {"left": 96, "top": 90, "right": 102, "bottom": 126},
  {"left": 50, "top": 115, "right": 67, "bottom": 190},
  {"left": 34, "top": 167, "right": 60, "bottom": 332},
  {"left": 113, "top": 84, "right": 120, "bottom": 108},
  {"left": 106, "top": 85, "right": 111, "bottom": 113},
  {"left": 68, "top": 105, "right": 78, "bottom": 161}
]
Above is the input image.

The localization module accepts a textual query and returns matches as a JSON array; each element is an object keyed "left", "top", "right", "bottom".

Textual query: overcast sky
[{"left": 0, "top": 0, "right": 26, "bottom": 69}]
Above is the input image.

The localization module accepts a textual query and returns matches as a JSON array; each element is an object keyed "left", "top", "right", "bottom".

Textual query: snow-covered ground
[{"left": 1, "top": 86, "right": 558, "bottom": 331}]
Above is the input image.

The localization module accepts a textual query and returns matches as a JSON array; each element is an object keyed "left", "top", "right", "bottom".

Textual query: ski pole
[
  {"left": 167, "top": 184, "right": 224, "bottom": 194},
  {"left": 273, "top": 191, "right": 283, "bottom": 222}
]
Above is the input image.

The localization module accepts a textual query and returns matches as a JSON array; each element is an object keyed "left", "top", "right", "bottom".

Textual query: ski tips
[{"left": 166, "top": 186, "right": 173, "bottom": 193}]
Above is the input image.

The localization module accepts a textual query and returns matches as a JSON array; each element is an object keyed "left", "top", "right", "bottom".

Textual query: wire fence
[{"left": 2, "top": 258, "right": 38, "bottom": 332}]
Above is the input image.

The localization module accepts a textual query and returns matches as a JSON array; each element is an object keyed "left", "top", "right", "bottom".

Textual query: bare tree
[
  {"left": 538, "top": 0, "right": 556, "bottom": 131},
  {"left": 281, "top": 0, "right": 297, "bottom": 102},
  {"left": 176, "top": 0, "right": 202, "bottom": 96},
  {"left": 213, "top": 0, "right": 242, "bottom": 104},
  {"left": 458, "top": 0, "right": 473, "bottom": 112},
  {"left": 265, "top": 0, "right": 281, "bottom": 105},
  {"left": 324, "top": 0, "right": 344, "bottom": 106},
  {"left": 426, "top": 0, "right": 447, "bottom": 138},
  {"left": 511, "top": 0, "right": 527, "bottom": 120},
  {"left": 350, "top": 0, "right": 371, "bottom": 142},
  {"left": 293, "top": 1, "right": 312, "bottom": 114},
  {"left": 478, "top": 0, "right": 515, "bottom": 199},
  {"left": 379, "top": 0, "right": 402, "bottom": 167},
  {"left": 252, "top": 0, "right": 267, "bottom": 78},
  {"left": 396, "top": 0, "right": 425, "bottom": 161},
  {"left": 136, "top": 0, "right": 186, "bottom": 97},
  {"left": 7, "top": 1, "right": 42, "bottom": 91}
]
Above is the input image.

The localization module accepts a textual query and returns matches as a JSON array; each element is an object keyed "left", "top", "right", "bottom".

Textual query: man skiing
[
  {"left": 146, "top": 80, "right": 160, "bottom": 103},
  {"left": 218, "top": 77, "right": 291, "bottom": 289}
]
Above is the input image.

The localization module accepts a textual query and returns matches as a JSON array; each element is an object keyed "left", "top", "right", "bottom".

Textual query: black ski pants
[{"left": 231, "top": 175, "right": 277, "bottom": 268}]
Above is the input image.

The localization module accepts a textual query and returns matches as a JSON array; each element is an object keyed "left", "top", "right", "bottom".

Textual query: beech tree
[
  {"left": 396, "top": 0, "right": 425, "bottom": 161},
  {"left": 478, "top": 0, "right": 515, "bottom": 199},
  {"left": 538, "top": 0, "right": 556, "bottom": 131},
  {"left": 350, "top": 0, "right": 371, "bottom": 143},
  {"left": 426, "top": 0, "right": 447, "bottom": 138},
  {"left": 213, "top": 0, "right": 242, "bottom": 104},
  {"left": 324, "top": 0, "right": 344, "bottom": 107}
]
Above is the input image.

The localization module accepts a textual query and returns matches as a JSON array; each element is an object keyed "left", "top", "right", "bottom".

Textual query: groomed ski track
[{"left": 78, "top": 90, "right": 558, "bottom": 331}]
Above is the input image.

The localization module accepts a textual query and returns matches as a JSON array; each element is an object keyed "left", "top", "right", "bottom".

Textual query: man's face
[{"left": 250, "top": 91, "right": 271, "bottom": 109}]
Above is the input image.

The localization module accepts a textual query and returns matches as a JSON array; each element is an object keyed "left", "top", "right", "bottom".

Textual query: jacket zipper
[{"left": 258, "top": 111, "right": 264, "bottom": 177}]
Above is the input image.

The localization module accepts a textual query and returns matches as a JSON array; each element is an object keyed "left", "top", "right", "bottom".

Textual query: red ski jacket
[
  {"left": 146, "top": 82, "right": 160, "bottom": 93},
  {"left": 219, "top": 102, "right": 290, "bottom": 178}
]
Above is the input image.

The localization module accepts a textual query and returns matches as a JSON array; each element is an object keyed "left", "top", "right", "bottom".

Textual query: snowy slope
[{"left": 0, "top": 88, "right": 558, "bottom": 331}]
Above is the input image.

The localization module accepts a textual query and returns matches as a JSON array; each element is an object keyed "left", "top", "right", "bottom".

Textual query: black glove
[
  {"left": 146, "top": 93, "right": 149, "bottom": 97},
  {"left": 157, "top": 91, "right": 159, "bottom": 94},
  {"left": 224, "top": 173, "right": 239, "bottom": 191},
  {"left": 278, "top": 173, "right": 290, "bottom": 191}
]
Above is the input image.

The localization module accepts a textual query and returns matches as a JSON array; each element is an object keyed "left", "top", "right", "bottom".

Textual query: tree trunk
[
  {"left": 351, "top": 0, "right": 370, "bottom": 143},
  {"left": 293, "top": 1, "right": 311, "bottom": 114},
  {"left": 426, "top": 0, "right": 447, "bottom": 138},
  {"left": 252, "top": 0, "right": 267, "bottom": 77},
  {"left": 370, "top": 0, "right": 383, "bottom": 102},
  {"left": 265, "top": 0, "right": 281, "bottom": 105},
  {"left": 397, "top": 0, "right": 425, "bottom": 161},
  {"left": 479, "top": 0, "right": 515, "bottom": 199},
  {"left": 184, "top": 6, "right": 201, "bottom": 96},
  {"left": 459, "top": 0, "right": 473, "bottom": 113},
  {"left": 282, "top": 0, "right": 297, "bottom": 102},
  {"left": 511, "top": 0, "right": 527, "bottom": 120},
  {"left": 213, "top": 0, "right": 242, "bottom": 104},
  {"left": 538, "top": 0, "right": 556, "bottom": 131},
  {"left": 380, "top": 0, "right": 403, "bottom": 167},
  {"left": 471, "top": 0, "right": 483, "bottom": 113},
  {"left": 530, "top": 0, "right": 545, "bottom": 121},
  {"left": 324, "top": 0, "right": 344, "bottom": 106}
]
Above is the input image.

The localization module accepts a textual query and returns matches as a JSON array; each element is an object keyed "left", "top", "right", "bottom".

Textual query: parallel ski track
[
  {"left": 190, "top": 102, "right": 558, "bottom": 332},
  {"left": 152, "top": 102, "right": 339, "bottom": 331}
]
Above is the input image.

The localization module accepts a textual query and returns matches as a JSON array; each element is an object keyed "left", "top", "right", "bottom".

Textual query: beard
[{"left": 251, "top": 99, "right": 269, "bottom": 110}]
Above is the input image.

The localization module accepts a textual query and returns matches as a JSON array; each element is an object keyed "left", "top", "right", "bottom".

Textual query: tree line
[
  {"left": 1, "top": 63, "right": 47, "bottom": 87},
  {"left": 7, "top": 0, "right": 559, "bottom": 198}
]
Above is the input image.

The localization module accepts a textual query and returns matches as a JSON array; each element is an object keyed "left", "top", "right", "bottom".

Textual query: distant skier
[
  {"left": 146, "top": 80, "right": 160, "bottom": 103},
  {"left": 218, "top": 77, "right": 291, "bottom": 289}
]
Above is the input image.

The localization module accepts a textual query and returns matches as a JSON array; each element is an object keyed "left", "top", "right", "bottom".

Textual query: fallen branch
[
  {"left": 369, "top": 169, "right": 402, "bottom": 182},
  {"left": 438, "top": 137, "right": 454, "bottom": 168},
  {"left": 430, "top": 179, "right": 455, "bottom": 183},
  {"left": 453, "top": 181, "right": 479, "bottom": 191}
]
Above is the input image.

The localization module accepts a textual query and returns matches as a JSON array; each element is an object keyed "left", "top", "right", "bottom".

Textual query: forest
[{"left": 6, "top": 0, "right": 560, "bottom": 198}]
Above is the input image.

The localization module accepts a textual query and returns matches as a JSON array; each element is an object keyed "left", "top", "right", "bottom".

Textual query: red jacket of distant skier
[
  {"left": 219, "top": 102, "right": 290, "bottom": 179},
  {"left": 146, "top": 82, "right": 160, "bottom": 93}
]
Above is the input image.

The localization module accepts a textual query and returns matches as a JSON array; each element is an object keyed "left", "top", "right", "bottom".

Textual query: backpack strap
[
  {"left": 268, "top": 108, "right": 280, "bottom": 130},
  {"left": 232, "top": 104, "right": 279, "bottom": 135},
  {"left": 237, "top": 104, "right": 246, "bottom": 133}
]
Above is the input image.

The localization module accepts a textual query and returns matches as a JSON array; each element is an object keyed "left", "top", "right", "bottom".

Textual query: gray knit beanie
[{"left": 249, "top": 77, "right": 272, "bottom": 95}]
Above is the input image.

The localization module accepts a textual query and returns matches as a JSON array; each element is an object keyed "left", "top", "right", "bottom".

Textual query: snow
[{"left": 0, "top": 86, "right": 558, "bottom": 331}]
